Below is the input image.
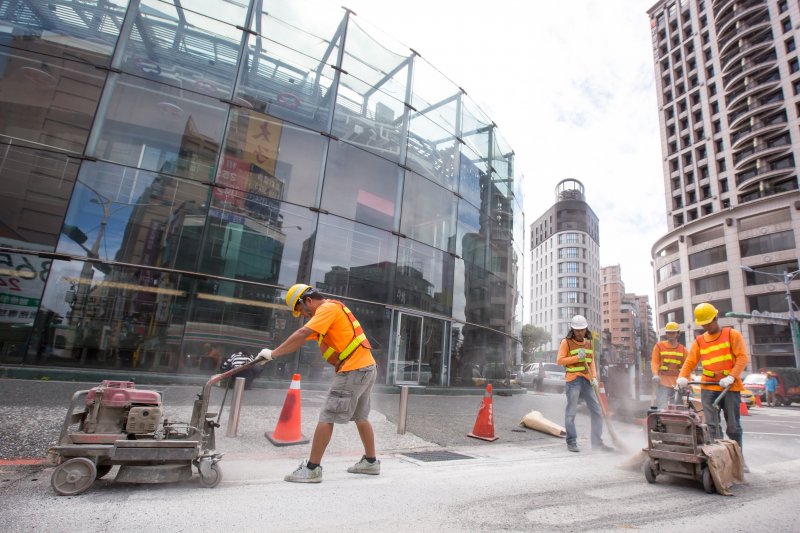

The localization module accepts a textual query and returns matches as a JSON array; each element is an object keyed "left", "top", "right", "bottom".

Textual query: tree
[{"left": 521, "top": 324, "right": 551, "bottom": 363}]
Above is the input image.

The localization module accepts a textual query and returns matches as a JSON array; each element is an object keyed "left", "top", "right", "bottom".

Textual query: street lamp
[{"left": 740, "top": 265, "right": 800, "bottom": 368}]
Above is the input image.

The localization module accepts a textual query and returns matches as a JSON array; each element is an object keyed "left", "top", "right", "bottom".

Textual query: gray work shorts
[{"left": 319, "top": 365, "right": 376, "bottom": 424}]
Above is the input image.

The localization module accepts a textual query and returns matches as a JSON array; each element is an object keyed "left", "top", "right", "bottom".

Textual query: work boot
[
  {"left": 567, "top": 443, "right": 580, "bottom": 453},
  {"left": 347, "top": 456, "right": 381, "bottom": 475},
  {"left": 593, "top": 443, "right": 615, "bottom": 453},
  {"left": 284, "top": 460, "right": 322, "bottom": 483}
]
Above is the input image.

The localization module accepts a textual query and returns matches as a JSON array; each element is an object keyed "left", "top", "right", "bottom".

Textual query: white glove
[
  {"left": 590, "top": 378, "right": 598, "bottom": 388},
  {"left": 255, "top": 348, "right": 273, "bottom": 365},
  {"left": 676, "top": 377, "right": 688, "bottom": 389},
  {"left": 719, "top": 376, "right": 734, "bottom": 388},
  {"left": 652, "top": 375, "right": 661, "bottom": 383}
]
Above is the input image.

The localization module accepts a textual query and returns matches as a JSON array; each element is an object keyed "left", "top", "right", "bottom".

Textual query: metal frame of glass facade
[{"left": 0, "top": 0, "right": 523, "bottom": 387}]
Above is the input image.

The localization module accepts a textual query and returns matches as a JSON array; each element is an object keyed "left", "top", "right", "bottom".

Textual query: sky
[{"left": 344, "top": 0, "right": 668, "bottom": 316}]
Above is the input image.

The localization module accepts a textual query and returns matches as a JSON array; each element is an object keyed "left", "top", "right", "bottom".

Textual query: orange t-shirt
[{"left": 304, "top": 300, "right": 375, "bottom": 372}]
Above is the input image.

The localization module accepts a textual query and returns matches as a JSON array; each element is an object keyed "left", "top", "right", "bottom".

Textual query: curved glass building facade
[{"left": 0, "top": 0, "right": 524, "bottom": 386}]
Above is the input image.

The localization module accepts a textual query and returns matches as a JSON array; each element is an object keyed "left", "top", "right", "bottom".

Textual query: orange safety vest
[
  {"left": 316, "top": 300, "right": 371, "bottom": 370},
  {"left": 696, "top": 327, "right": 733, "bottom": 383},
  {"left": 656, "top": 341, "right": 685, "bottom": 377},
  {"left": 564, "top": 339, "right": 593, "bottom": 374}
]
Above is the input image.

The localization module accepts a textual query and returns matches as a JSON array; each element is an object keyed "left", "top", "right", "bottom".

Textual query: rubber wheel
[
  {"left": 643, "top": 458, "right": 657, "bottom": 484},
  {"left": 51, "top": 457, "right": 96, "bottom": 496},
  {"left": 702, "top": 466, "right": 716, "bottom": 494},
  {"left": 199, "top": 463, "right": 222, "bottom": 488},
  {"left": 95, "top": 465, "right": 113, "bottom": 479}
]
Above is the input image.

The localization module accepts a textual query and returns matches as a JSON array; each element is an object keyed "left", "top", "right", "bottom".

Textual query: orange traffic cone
[
  {"left": 598, "top": 381, "right": 611, "bottom": 415},
  {"left": 467, "top": 384, "right": 499, "bottom": 442},
  {"left": 266, "top": 374, "right": 309, "bottom": 446},
  {"left": 754, "top": 394, "right": 762, "bottom": 408},
  {"left": 739, "top": 399, "right": 750, "bottom": 416}
]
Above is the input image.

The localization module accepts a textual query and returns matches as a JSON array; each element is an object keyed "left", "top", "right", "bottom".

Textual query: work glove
[
  {"left": 590, "top": 378, "right": 598, "bottom": 388},
  {"left": 652, "top": 375, "right": 661, "bottom": 384},
  {"left": 255, "top": 348, "right": 273, "bottom": 365},
  {"left": 577, "top": 349, "right": 586, "bottom": 363},
  {"left": 719, "top": 376, "right": 734, "bottom": 388},
  {"left": 676, "top": 377, "right": 688, "bottom": 389}
]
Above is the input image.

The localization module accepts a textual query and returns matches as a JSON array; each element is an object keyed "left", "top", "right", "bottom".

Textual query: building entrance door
[{"left": 391, "top": 312, "right": 447, "bottom": 386}]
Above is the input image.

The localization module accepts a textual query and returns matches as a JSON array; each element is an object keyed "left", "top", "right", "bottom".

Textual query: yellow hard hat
[
  {"left": 665, "top": 322, "right": 680, "bottom": 332},
  {"left": 694, "top": 302, "right": 718, "bottom": 326},
  {"left": 285, "top": 283, "right": 314, "bottom": 317}
]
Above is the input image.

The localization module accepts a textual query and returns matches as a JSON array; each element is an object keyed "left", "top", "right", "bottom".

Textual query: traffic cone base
[
  {"left": 266, "top": 374, "right": 309, "bottom": 446},
  {"left": 467, "top": 384, "right": 499, "bottom": 442},
  {"left": 739, "top": 400, "right": 750, "bottom": 416},
  {"left": 754, "top": 394, "right": 762, "bottom": 408}
]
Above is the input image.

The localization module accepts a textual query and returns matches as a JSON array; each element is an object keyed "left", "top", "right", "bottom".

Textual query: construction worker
[
  {"left": 677, "top": 302, "right": 749, "bottom": 471},
  {"left": 651, "top": 322, "right": 688, "bottom": 409},
  {"left": 557, "top": 315, "right": 614, "bottom": 453},
  {"left": 255, "top": 284, "right": 379, "bottom": 483}
]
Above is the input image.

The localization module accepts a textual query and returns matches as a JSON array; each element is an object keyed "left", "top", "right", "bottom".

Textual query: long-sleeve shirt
[
  {"left": 650, "top": 341, "right": 688, "bottom": 388},
  {"left": 557, "top": 337, "right": 595, "bottom": 382}
]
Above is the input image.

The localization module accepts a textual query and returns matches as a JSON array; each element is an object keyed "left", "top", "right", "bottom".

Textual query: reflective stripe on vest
[
  {"left": 657, "top": 342, "right": 685, "bottom": 376},
  {"left": 697, "top": 327, "right": 733, "bottom": 380},
  {"left": 316, "top": 300, "right": 371, "bottom": 369},
  {"left": 565, "top": 342, "right": 593, "bottom": 373}
]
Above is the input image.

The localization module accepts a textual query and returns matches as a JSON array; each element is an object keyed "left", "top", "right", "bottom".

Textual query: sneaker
[
  {"left": 593, "top": 443, "right": 615, "bottom": 453},
  {"left": 567, "top": 443, "right": 580, "bottom": 453},
  {"left": 347, "top": 456, "right": 381, "bottom": 475},
  {"left": 284, "top": 460, "right": 322, "bottom": 483}
]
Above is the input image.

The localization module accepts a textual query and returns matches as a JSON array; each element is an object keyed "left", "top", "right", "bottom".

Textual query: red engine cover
[{"left": 84, "top": 380, "right": 161, "bottom": 407}]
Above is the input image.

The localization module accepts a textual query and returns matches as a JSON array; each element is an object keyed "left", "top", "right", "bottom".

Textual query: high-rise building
[
  {"left": 0, "top": 0, "right": 524, "bottom": 387},
  {"left": 530, "top": 179, "right": 601, "bottom": 359},
  {"left": 648, "top": 0, "right": 800, "bottom": 369}
]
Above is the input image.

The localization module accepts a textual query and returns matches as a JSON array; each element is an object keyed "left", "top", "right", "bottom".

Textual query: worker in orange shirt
[
  {"left": 651, "top": 322, "right": 688, "bottom": 409},
  {"left": 557, "top": 315, "right": 613, "bottom": 454},
  {"left": 677, "top": 302, "right": 749, "bottom": 471},
  {"left": 255, "top": 284, "right": 378, "bottom": 483}
]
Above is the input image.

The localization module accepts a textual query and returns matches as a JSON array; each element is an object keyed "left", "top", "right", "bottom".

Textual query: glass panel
[
  {"left": 406, "top": 111, "right": 459, "bottom": 191},
  {"left": 164, "top": 0, "right": 248, "bottom": 27},
  {"left": 219, "top": 108, "right": 326, "bottom": 207},
  {"left": 400, "top": 171, "right": 457, "bottom": 252},
  {"left": 320, "top": 141, "right": 402, "bottom": 231},
  {"left": 56, "top": 161, "right": 210, "bottom": 270},
  {"left": 459, "top": 144, "right": 487, "bottom": 208},
  {"left": 393, "top": 313, "right": 421, "bottom": 383},
  {"left": 236, "top": 4, "right": 342, "bottom": 132},
  {"left": 452, "top": 257, "right": 466, "bottom": 322},
  {"left": 199, "top": 196, "right": 317, "bottom": 288},
  {"left": 0, "top": 249, "right": 51, "bottom": 363},
  {"left": 0, "top": 48, "right": 107, "bottom": 153},
  {"left": 0, "top": 0, "right": 127, "bottom": 67},
  {"left": 411, "top": 58, "right": 461, "bottom": 136},
  {"left": 340, "top": 18, "right": 409, "bottom": 103},
  {"left": 395, "top": 238, "right": 453, "bottom": 315},
  {"left": 90, "top": 74, "right": 227, "bottom": 182},
  {"left": 512, "top": 196, "right": 524, "bottom": 248},
  {"left": 119, "top": 0, "right": 243, "bottom": 99},
  {"left": 0, "top": 142, "right": 80, "bottom": 250},
  {"left": 29, "top": 259, "right": 189, "bottom": 370},
  {"left": 491, "top": 129, "right": 514, "bottom": 181},
  {"left": 457, "top": 202, "right": 485, "bottom": 269},
  {"left": 421, "top": 317, "right": 446, "bottom": 386},
  {"left": 461, "top": 96, "right": 491, "bottom": 160},
  {"left": 311, "top": 214, "right": 397, "bottom": 304},
  {"left": 332, "top": 82, "right": 405, "bottom": 163}
]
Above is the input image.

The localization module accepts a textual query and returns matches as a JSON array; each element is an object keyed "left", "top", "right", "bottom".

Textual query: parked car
[
  {"left": 761, "top": 368, "right": 800, "bottom": 406},
  {"left": 519, "top": 362, "right": 565, "bottom": 391}
]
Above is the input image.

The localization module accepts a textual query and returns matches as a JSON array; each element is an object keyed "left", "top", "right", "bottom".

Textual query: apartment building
[{"left": 648, "top": 0, "right": 800, "bottom": 369}]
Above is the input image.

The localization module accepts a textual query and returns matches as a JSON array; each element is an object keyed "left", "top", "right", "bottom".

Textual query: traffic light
[{"left": 62, "top": 224, "right": 88, "bottom": 245}]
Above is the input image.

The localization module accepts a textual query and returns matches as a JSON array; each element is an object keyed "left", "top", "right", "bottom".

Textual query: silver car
[{"left": 519, "top": 362, "right": 566, "bottom": 391}]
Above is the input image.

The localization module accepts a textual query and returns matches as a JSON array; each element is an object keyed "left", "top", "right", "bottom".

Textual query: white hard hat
[{"left": 569, "top": 315, "right": 588, "bottom": 330}]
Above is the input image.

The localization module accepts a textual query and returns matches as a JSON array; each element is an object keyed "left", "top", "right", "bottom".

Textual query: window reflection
[
  {"left": 321, "top": 141, "right": 402, "bottom": 231},
  {"left": 0, "top": 48, "right": 107, "bottom": 153},
  {"left": 312, "top": 214, "right": 397, "bottom": 303},
  {"left": 57, "top": 161, "right": 209, "bottom": 271},
  {"left": 395, "top": 239, "right": 453, "bottom": 315},
  {"left": 219, "top": 109, "right": 325, "bottom": 207},
  {"left": 90, "top": 74, "right": 227, "bottom": 181},
  {"left": 406, "top": 113, "right": 459, "bottom": 190},
  {"left": 400, "top": 171, "right": 457, "bottom": 252}
]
